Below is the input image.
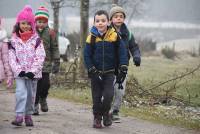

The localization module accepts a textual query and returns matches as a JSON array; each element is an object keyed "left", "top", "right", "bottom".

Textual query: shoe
[
  {"left": 93, "top": 115, "right": 102, "bottom": 128},
  {"left": 11, "top": 116, "right": 23, "bottom": 126},
  {"left": 33, "top": 104, "right": 39, "bottom": 115},
  {"left": 25, "top": 115, "right": 34, "bottom": 126},
  {"left": 40, "top": 98, "right": 48, "bottom": 112},
  {"left": 103, "top": 113, "right": 112, "bottom": 127},
  {"left": 112, "top": 110, "right": 120, "bottom": 121}
]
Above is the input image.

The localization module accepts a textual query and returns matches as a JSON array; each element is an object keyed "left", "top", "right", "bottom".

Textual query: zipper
[{"left": 102, "top": 39, "right": 105, "bottom": 73}]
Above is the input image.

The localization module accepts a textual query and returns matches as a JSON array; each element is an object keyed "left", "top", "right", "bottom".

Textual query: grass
[{"left": 49, "top": 56, "right": 200, "bottom": 130}]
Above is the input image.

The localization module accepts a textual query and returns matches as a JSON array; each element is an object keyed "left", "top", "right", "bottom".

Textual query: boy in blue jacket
[
  {"left": 109, "top": 5, "right": 141, "bottom": 122},
  {"left": 84, "top": 10, "right": 128, "bottom": 128}
]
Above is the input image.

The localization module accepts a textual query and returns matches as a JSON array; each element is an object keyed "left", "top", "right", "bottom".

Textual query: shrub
[{"left": 161, "top": 46, "right": 177, "bottom": 59}]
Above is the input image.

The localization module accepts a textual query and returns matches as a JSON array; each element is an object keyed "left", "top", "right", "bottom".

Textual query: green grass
[{"left": 49, "top": 56, "right": 200, "bottom": 130}]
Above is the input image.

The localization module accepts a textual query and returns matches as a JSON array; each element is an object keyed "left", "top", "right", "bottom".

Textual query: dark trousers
[
  {"left": 35, "top": 72, "right": 50, "bottom": 105},
  {"left": 91, "top": 74, "right": 115, "bottom": 116}
]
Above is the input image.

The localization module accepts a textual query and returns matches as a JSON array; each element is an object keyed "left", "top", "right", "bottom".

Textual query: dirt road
[{"left": 0, "top": 87, "right": 199, "bottom": 134}]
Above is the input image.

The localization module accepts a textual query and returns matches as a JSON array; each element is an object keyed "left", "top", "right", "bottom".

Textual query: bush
[
  {"left": 161, "top": 46, "right": 177, "bottom": 59},
  {"left": 137, "top": 37, "right": 156, "bottom": 53}
]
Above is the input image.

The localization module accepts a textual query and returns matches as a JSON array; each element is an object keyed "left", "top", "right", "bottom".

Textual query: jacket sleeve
[
  {"left": 30, "top": 41, "right": 46, "bottom": 75},
  {"left": 8, "top": 42, "right": 22, "bottom": 76},
  {"left": 129, "top": 33, "right": 141, "bottom": 59},
  {"left": 2, "top": 43, "right": 13, "bottom": 79},
  {"left": 84, "top": 42, "right": 94, "bottom": 70},
  {"left": 118, "top": 39, "right": 128, "bottom": 66},
  {"left": 50, "top": 30, "right": 60, "bottom": 63}
]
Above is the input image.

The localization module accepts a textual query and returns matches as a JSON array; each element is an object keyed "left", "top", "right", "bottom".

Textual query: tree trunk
[
  {"left": 113, "top": 0, "right": 119, "bottom": 4},
  {"left": 79, "top": 0, "right": 89, "bottom": 78}
]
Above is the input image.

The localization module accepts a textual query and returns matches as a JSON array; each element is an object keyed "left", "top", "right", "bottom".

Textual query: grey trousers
[
  {"left": 15, "top": 78, "right": 37, "bottom": 116},
  {"left": 112, "top": 76, "right": 127, "bottom": 112}
]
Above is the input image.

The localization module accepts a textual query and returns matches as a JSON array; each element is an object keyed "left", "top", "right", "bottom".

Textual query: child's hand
[{"left": 6, "top": 78, "right": 13, "bottom": 89}]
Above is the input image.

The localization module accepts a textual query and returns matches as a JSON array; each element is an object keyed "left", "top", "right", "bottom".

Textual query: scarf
[{"left": 19, "top": 31, "right": 33, "bottom": 42}]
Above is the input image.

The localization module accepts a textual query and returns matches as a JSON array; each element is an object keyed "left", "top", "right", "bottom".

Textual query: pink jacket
[
  {"left": 9, "top": 33, "right": 46, "bottom": 78},
  {"left": 0, "top": 42, "right": 13, "bottom": 81}
]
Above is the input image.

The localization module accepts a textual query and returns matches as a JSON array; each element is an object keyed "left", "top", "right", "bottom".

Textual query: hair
[
  {"left": 94, "top": 10, "right": 109, "bottom": 22},
  {"left": 12, "top": 23, "right": 21, "bottom": 37}
]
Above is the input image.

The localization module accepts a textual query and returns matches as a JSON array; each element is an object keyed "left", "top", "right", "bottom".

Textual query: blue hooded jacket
[{"left": 84, "top": 26, "right": 128, "bottom": 73}]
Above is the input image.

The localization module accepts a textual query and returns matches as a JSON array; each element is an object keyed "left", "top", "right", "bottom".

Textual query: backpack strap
[
  {"left": 128, "top": 30, "right": 132, "bottom": 41},
  {"left": 35, "top": 38, "right": 41, "bottom": 50}
]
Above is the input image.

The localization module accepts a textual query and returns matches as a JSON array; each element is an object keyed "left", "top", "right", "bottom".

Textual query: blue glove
[{"left": 133, "top": 57, "right": 141, "bottom": 67}]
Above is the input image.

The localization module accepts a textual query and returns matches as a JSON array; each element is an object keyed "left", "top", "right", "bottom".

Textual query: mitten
[
  {"left": 6, "top": 78, "right": 13, "bottom": 88},
  {"left": 88, "top": 66, "right": 102, "bottom": 80},
  {"left": 18, "top": 71, "right": 26, "bottom": 77},
  {"left": 25, "top": 72, "right": 35, "bottom": 79},
  {"left": 133, "top": 57, "right": 141, "bottom": 67}
]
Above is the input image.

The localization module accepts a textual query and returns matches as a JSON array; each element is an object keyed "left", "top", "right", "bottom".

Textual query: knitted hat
[
  {"left": 109, "top": 4, "right": 126, "bottom": 20},
  {"left": 16, "top": 5, "right": 35, "bottom": 32},
  {"left": 35, "top": 6, "right": 49, "bottom": 22}
]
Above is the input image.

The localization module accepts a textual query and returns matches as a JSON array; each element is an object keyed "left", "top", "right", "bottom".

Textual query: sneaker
[
  {"left": 33, "top": 104, "right": 39, "bottom": 115},
  {"left": 25, "top": 115, "right": 34, "bottom": 126},
  {"left": 112, "top": 111, "right": 120, "bottom": 121},
  {"left": 103, "top": 113, "right": 112, "bottom": 127},
  {"left": 93, "top": 115, "right": 102, "bottom": 128},
  {"left": 11, "top": 116, "right": 23, "bottom": 126},
  {"left": 40, "top": 98, "right": 48, "bottom": 112}
]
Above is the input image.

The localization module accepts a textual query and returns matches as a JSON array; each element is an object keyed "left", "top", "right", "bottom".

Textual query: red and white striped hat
[{"left": 35, "top": 6, "right": 49, "bottom": 22}]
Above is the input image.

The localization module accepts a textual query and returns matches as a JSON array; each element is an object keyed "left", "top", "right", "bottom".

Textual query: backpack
[{"left": 90, "top": 34, "right": 120, "bottom": 75}]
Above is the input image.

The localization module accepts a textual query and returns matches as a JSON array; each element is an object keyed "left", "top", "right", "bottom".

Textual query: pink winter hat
[{"left": 16, "top": 5, "right": 35, "bottom": 32}]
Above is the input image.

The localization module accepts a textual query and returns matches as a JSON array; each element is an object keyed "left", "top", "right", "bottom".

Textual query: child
[
  {"left": 109, "top": 5, "right": 141, "bottom": 122},
  {"left": 9, "top": 5, "right": 46, "bottom": 126},
  {"left": 33, "top": 6, "right": 60, "bottom": 115},
  {"left": 84, "top": 10, "right": 128, "bottom": 128},
  {"left": 0, "top": 18, "right": 13, "bottom": 88}
]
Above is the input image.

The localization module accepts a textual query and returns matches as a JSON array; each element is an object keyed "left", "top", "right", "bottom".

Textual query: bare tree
[{"left": 79, "top": 0, "right": 89, "bottom": 77}]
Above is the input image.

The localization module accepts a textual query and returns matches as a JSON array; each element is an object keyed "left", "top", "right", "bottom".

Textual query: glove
[
  {"left": 52, "top": 61, "right": 60, "bottom": 74},
  {"left": 6, "top": 78, "right": 13, "bottom": 88},
  {"left": 133, "top": 57, "right": 141, "bottom": 67},
  {"left": 25, "top": 72, "right": 35, "bottom": 79},
  {"left": 88, "top": 66, "right": 102, "bottom": 80},
  {"left": 18, "top": 71, "right": 26, "bottom": 77},
  {"left": 116, "top": 66, "right": 128, "bottom": 89}
]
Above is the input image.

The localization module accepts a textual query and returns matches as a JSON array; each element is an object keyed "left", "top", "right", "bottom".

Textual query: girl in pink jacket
[
  {"left": 9, "top": 5, "right": 46, "bottom": 127},
  {"left": 0, "top": 19, "right": 13, "bottom": 88}
]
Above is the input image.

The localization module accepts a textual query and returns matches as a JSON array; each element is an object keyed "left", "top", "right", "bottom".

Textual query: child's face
[
  {"left": 19, "top": 21, "right": 32, "bottom": 32},
  {"left": 111, "top": 12, "right": 125, "bottom": 27},
  {"left": 94, "top": 14, "right": 109, "bottom": 34},
  {"left": 36, "top": 19, "right": 48, "bottom": 30}
]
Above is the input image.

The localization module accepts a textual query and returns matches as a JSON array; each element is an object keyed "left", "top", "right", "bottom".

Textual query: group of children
[
  {"left": 0, "top": 4, "right": 141, "bottom": 129},
  {"left": 0, "top": 5, "right": 59, "bottom": 126}
]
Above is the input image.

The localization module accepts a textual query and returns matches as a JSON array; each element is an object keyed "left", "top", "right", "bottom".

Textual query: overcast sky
[{"left": 0, "top": 0, "right": 199, "bottom": 24}]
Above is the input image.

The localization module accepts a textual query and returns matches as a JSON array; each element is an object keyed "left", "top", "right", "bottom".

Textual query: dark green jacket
[{"left": 37, "top": 26, "right": 60, "bottom": 73}]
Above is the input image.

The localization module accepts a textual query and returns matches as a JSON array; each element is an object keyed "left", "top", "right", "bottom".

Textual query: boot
[
  {"left": 112, "top": 110, "right": 120, "bottom": 121},
  {"left": 93, "top": 115, "right": 102, "bottom": 128},
  {"left": 33, "top": 104, "right": 39, "bottom": 115},
  {"left": 25, "top": 115, "right": 34, "bottom": 126},
  {"left": 103, "top": 113, "right": 112, "bottom": 127},
  {"left": 40, "top": 98, "right": 48, "bottom": 112},
  {"left": 11, "top": 115, "right": 23, "bottom": 126}
]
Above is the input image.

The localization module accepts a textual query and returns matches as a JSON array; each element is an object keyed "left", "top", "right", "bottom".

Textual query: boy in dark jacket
[
  {"left": 84, "top": 10, "right": 128, "bottom": 128},
  {"left": 33, "top": 6, "right": 60, "bottom": 115},
  {"left": 109, "top": 4, "right": 141, "bottom": 122}
]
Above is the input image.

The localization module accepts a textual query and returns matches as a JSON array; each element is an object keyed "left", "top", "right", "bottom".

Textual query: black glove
[
  {"left": 133, "top": 57, "right": 141, "bottom": 67},
  {"left": 88, "top": 66, "right": 102, "bottom": 80},
  {"left": 25, "top": 72, "right": 35, "bottom": 79},
  {"left": 116, "top": 66, "right": 128, "bottom": 89},
  {"left": 18, "top": 71, "right": 26, "bottom": 77}
]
